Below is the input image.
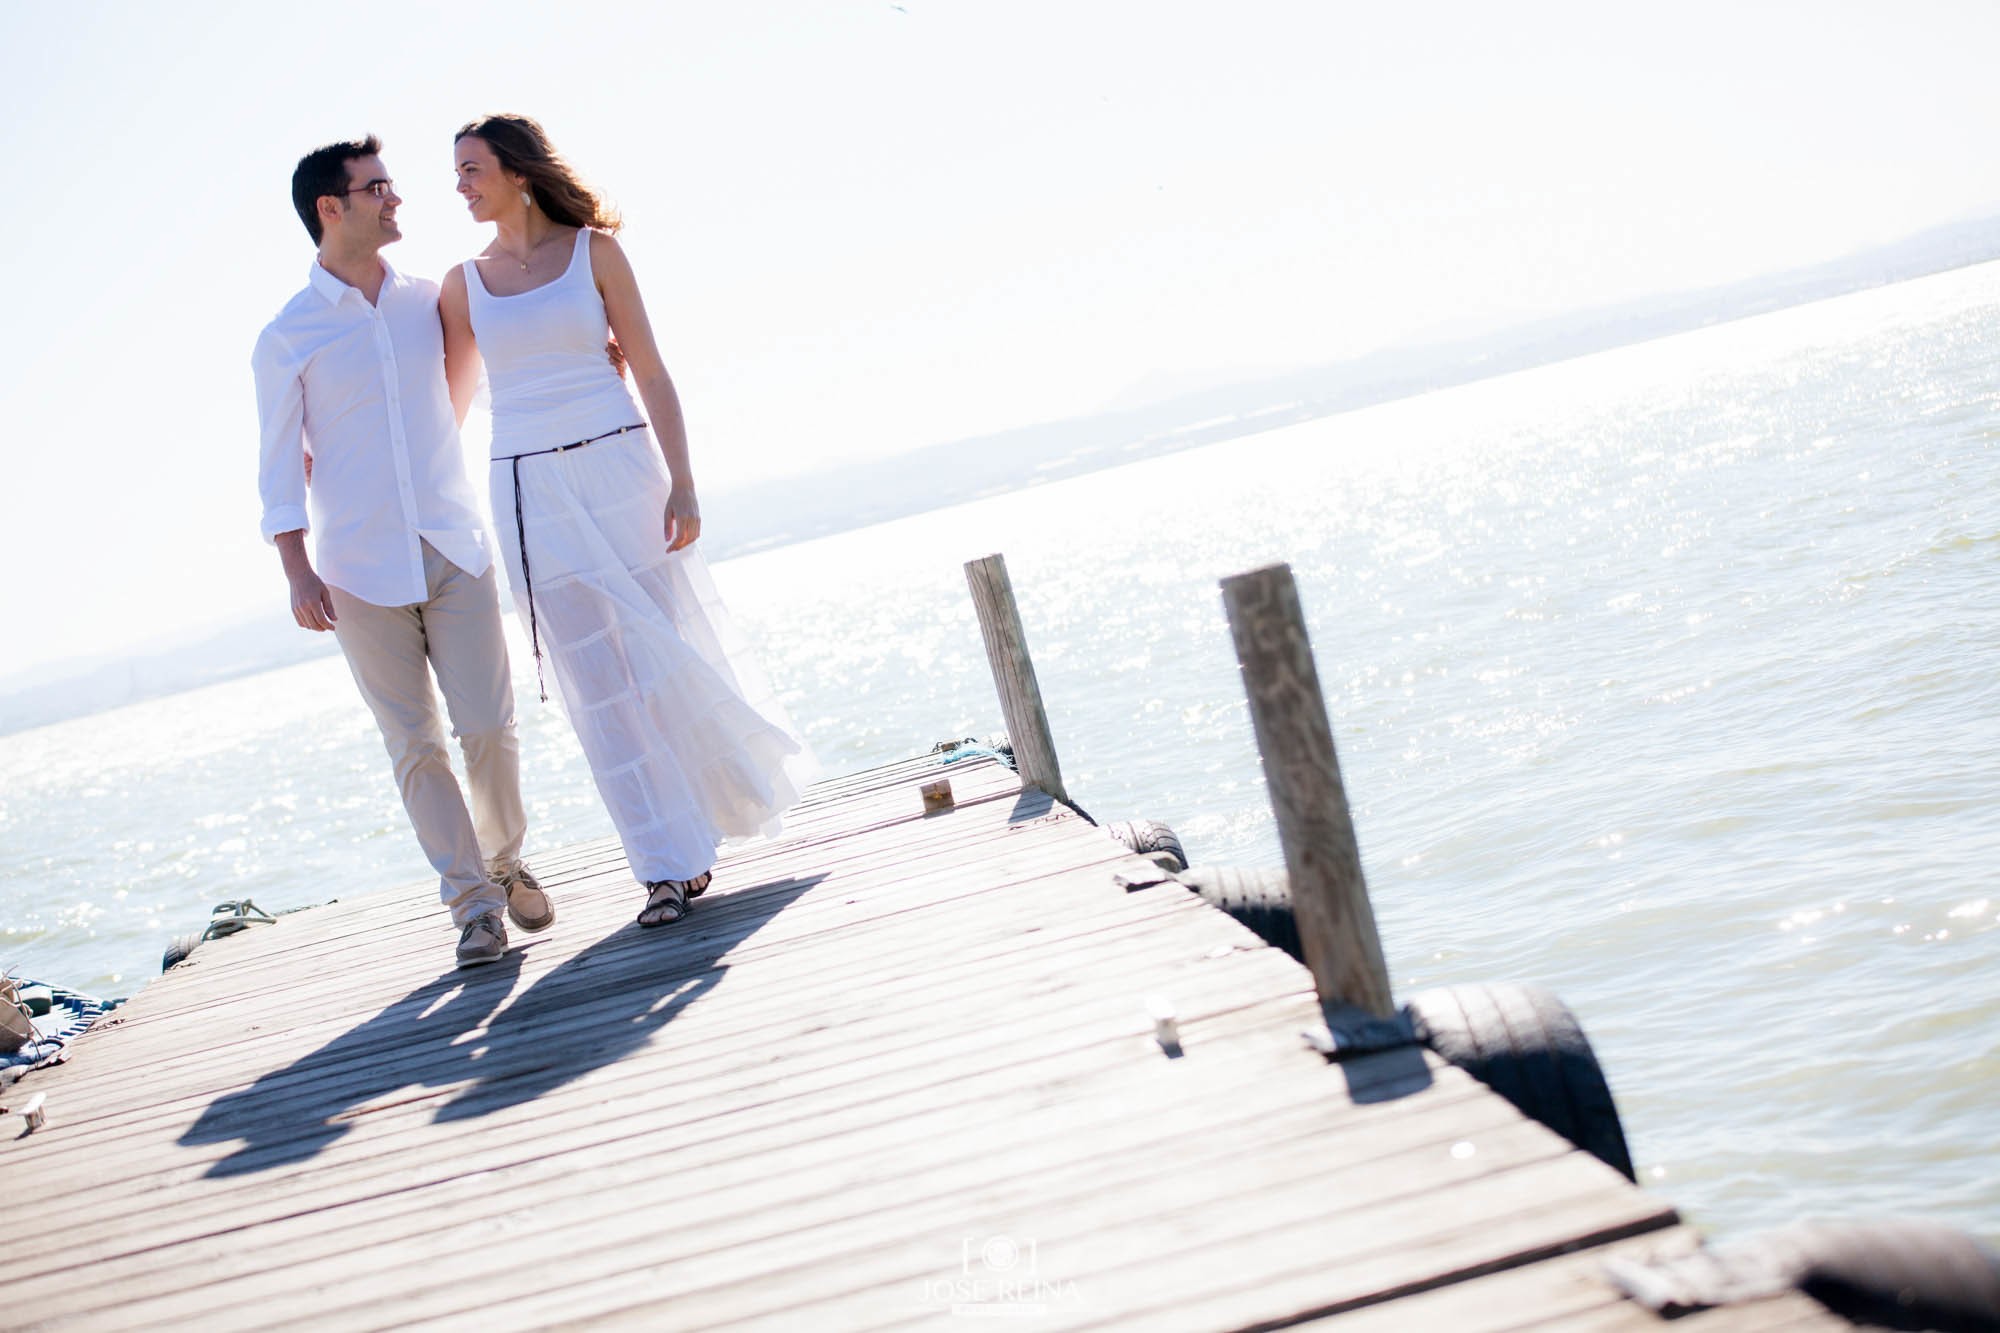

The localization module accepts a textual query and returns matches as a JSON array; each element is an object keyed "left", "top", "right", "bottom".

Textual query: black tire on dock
[
  {"left": 1404, "top": 982, "right": 1636, "bottom": 1182},
  {"left": 1607, "top": 1217, "right": 2000, "bottom": 1328},
  {"left": 161, "top": 933, "right": 202, "bottom": 973},
  {"left": 1771, "top": 1218, "right": 2000, "bottom": 1330},
  {"left": 1176, "top": 866, "right": 1301, "bottom": 962},
  {"left": 1107, "top": 819, "right": 1189, "bottom": 872}
]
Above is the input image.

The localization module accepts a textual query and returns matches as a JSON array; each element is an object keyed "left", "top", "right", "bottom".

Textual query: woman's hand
[{"left": 666, "top": 483, "right": 701, "bottom": 551}]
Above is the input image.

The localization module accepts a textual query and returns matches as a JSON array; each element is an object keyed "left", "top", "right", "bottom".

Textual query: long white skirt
[{"left": 492, "top": 429, "right": 812, "bottom": 883}]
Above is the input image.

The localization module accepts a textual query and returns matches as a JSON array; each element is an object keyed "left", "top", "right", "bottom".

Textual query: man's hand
[
  {"left": 274, "top": 529, "right": 336, "bottom": 631},
  {"left": 290, "top": 568, "right": 338, "bottom": 631},
  {"left": 665, "top": 483, "right": 701, "bottom": 552},
  {"left": 606, "top": 337, "right": 627, "bottom": 380}
]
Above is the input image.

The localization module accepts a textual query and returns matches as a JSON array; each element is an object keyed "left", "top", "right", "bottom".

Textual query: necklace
[{"left": 503, "top": 231, "right": 547, "bottom": 271}]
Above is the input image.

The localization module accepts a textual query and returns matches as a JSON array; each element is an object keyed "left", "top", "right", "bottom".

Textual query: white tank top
[{"left": 463, "top": 229, "right": 645, "bottom": 459}]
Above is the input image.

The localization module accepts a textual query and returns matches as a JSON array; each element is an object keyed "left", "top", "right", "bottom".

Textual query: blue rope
[
  {"left": 2, "top": 982, "right": 123, "bottom": 1071},
  {"left": 941, "top": 743, "right": 1015, "bottom": 767}
]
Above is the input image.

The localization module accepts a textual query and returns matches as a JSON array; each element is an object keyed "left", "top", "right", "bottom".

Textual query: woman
[{"left": 440, "top": 114, "right": 811, "bottom": 928}]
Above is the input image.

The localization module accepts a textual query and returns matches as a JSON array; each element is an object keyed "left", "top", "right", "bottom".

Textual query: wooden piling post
[
  {"left": 1221, "top": 562, "right": 1394, "bottom": 1018},
  {"left": 965, "top": 553, "right": 1069, "bottom": 806}
]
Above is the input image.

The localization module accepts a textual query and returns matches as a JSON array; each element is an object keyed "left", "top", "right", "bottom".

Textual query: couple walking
[{"left": 253, "top": 116, "right": 811, "bottom": 970}]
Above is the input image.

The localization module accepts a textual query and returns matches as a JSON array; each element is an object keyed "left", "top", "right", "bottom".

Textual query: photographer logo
[{"left": 918, "top": 1234, "right": 1083, "bottom": 1318}]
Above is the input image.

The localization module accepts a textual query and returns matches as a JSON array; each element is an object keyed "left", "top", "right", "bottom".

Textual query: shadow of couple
[{"left": 180, "top": 873, "right": 821, "bottom": 1177}]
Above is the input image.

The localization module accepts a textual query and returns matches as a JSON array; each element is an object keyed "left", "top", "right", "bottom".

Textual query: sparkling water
[{"left": 5, "top": 262, "right": 1996, "bottom": 1243}]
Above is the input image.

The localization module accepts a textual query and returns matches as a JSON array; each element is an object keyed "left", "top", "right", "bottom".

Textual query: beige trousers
[{"left": 330, "top": 541, "right": 526, "bottom": 927}]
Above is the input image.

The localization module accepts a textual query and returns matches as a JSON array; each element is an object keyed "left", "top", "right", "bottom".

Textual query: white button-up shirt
[{"left": 254, "top": 258, "right": 491, "bottom": 608}]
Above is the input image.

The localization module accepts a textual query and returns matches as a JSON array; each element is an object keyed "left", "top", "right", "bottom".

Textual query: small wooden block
[{"left": 919, "top": 778, "right": 955, "bottom": 814}]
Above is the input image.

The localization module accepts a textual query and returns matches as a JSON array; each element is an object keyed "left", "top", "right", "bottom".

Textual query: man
[{"left": 253, "top": 136, "right": 551, "bottom": 969}]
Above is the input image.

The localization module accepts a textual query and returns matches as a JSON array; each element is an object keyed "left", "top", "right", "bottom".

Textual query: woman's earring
[{"left": 520, "top": 188, "right": 533, "bottom": 208}]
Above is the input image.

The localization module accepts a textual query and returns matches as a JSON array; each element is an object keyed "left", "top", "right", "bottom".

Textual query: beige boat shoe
[
  {"left": 455, "top": 911, "right": 509, "bottom": 968},
  {"left": 498, "top": 863, "right": 554, "bottom": 933}
]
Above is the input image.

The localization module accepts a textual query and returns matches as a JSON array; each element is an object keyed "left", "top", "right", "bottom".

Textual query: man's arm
[{"left": 253, "top": 328, "right": 335, "bottom": 631}]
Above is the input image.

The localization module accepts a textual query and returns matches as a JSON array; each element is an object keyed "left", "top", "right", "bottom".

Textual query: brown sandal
[{"left": 637, "top": 870, "right": 712, "bottom": 928}]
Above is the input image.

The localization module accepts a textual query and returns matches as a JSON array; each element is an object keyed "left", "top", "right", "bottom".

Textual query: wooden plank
[
  {"left": 22, "top": 1002, "right": 1449, "bottom": 1323},
  {"left": 3, "top": 897, "right": 1227, "bottom": 1218},
  {"left": 8, "top": 816, "right": 1166, "bottom": 1148},
  {"left": 18, "top": 989, "right": 1328, "bottom": 1252},
  {"left": 0, "top": 753, "right": 1752, "bottom": 1332},
  {"left": 105, "top": 752, "right": 1032, "bottom": 980},
  {"left": 29, "top": 776, "right": 1088, "bottom": 1106},
  {"left": 13, "top": 904, "right": 1270, "bottom": 1217},
  {"left": 325, "top": 1109, "right": 1656, "bottom": 1332},
  {"left": 2, "top": 896, "right": 1302, "bottom": 1264},
  {"left": 1278, "top": 1229, "right": 1853, "bottom": 1331},
  {"left": 11, "top": 928, "right": 1296, "bottom": 1208},
  {"left": 68, "top": 1066, "right": 1592, "bottom": 1329}
]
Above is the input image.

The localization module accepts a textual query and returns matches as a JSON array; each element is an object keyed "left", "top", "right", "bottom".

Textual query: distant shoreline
[
  {"left": 6, "top": 221, "right": 1996, "bottom": 737},
  {"left": 701, "top": 216, "right": 2000, "bottom": 563}
]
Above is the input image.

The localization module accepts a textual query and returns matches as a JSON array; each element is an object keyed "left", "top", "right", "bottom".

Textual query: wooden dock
[{"left": 1, "top": 753, "right": 1848, "bottom": 1330}]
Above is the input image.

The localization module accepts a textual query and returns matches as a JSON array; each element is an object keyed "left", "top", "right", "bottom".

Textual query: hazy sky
[{"left": 4, "top": 0, "right": 1997, "bottom": 678}]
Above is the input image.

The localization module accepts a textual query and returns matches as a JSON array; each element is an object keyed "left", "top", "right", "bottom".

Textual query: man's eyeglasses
[{"left": 338, "top": 179, "right": 395, "bottom": 199}]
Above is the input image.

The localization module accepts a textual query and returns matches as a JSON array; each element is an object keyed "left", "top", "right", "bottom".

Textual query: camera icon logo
[{"left": 962, "top": 1234, "right": 1038, "bottom": 1277}]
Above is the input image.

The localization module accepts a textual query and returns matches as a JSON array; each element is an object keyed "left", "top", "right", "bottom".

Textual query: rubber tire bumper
[
  {"left": 1177, "top": 866, "right": 1300, "bottom": 960},
  {"left": 1405, "top": 981, "right": 1636, "bottom": 1182},
  {"left": 161, "top": 932, "right": 202, "bottom": 973},
  {"left": 1107, "top": 819, "right": 1189, "bottom": 872}
]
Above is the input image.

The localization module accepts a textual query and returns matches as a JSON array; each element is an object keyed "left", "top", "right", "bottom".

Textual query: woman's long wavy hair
[{"left": 456, "top": 114, "right": 621, "bottom": 233}]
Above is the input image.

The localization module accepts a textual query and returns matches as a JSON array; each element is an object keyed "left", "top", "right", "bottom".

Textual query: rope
[{"left": 932, "top": 736, "right": 1016, "bottom": 768}]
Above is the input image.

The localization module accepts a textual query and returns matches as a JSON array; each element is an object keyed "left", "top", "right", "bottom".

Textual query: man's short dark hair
[{"left": 291, "top": 136, "right": 382, "bottom": 244}]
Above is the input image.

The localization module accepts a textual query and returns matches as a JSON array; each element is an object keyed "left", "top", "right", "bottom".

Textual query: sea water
[{"left": 4, "top": 262, "right": 1996, "bottom": 1243}]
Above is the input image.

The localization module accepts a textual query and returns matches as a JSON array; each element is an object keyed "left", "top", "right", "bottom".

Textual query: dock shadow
[
  {"left": 1314, "top": 1002, "right": 1436, "bottom": 1105},
  {"left": 180, "top": 874, "right": 820, "bottom": 1177},
  {"left": 1008, "top": 787, "right": 1056, "bottom": 823},
  {"left": 1334, "top": 1044, "right": 1434, "bottom": 1104},
  {"left": 435, "top": 870, "right": 820, "bottom": 1122}
]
